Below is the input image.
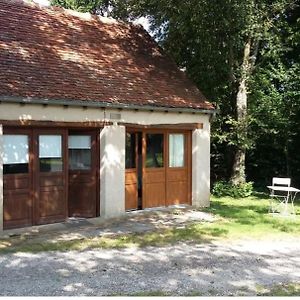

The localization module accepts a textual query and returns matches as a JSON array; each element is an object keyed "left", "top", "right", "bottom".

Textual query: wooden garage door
[
  {"left": 68, "top": 131, "right": 98, "bottom": 217},
  {"left": 143, "top": 132, "right": 166, "bottom": 208},
  {"left": 125, "top": 131, "right": 138, "bottom": 210},
  {"left": 166, "top": 131, "right": 191, "bottom": 205},
  {"left": 34, "top": 129, "right": 68, "bottom": 225},
  {"left": 142, "top": 130, "right": 191, "bottom": 209},
  {"left": 3, "top": 129, "right": 33, "bottom": 229}
]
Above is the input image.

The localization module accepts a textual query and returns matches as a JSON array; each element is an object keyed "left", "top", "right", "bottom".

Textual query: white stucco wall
[
  {"left": 0, "top": 103, "right": 209, "bottom": 126},
  {"left": 192, "top": 119, "right": 211, "bottom": 207},
  {"left": 0, "top": 124, "right": 3, "bottom": 231},
  {"left": 0, "top": 102, "right": 212, "bottom": 224},
  {"left": 100, "top": 124, "right": 126, "bottom": 218}
]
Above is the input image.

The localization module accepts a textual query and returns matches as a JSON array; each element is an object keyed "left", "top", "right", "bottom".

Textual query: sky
[{"left": 32, "top": 0, "right": 50, "bottom": 6}]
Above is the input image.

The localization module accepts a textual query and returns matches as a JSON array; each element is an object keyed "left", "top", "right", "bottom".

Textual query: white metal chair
[{"left": 269, "top": 177, "right": 291, "bottom": 214}]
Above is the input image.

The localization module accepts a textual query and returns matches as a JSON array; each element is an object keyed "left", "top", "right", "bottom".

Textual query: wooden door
[
  {"left": 34, "top": 129, "right": 67, "bottom": 225},
  {"left": 143, "top": 131, "right": 166, "bottom": 208},
  {"left": 3, "top": 129, "right": 33, "bottom": 229},
  {"left": 68, "top": 131, "right": 98, "bottom": 217},
  {"left": 166, "top": 131, "right": 191, "bottom": 205},
  {"left": 125, "top": 131, "right": 138, "bottom": 210}
]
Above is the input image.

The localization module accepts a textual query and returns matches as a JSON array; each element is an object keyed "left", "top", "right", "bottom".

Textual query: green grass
[
  {"left": 109, "top": 282, "right": 300, "bottom": 297},
  {"left": 257, "top": 282, "right": 300, "bottom": 296},
  {"left": 202, "top": 194, "right": 300, "bottom": 239},
  {"left": 110, "top": 290, "right": 206, "bottom": 296},
  {"left": 1, "top": 193, "right": 300, "bottom": 253}
]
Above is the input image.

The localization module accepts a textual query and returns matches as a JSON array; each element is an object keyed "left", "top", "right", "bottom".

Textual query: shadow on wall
[
  {"left": 100, "top": 125, "right": 125, "bottom": 179},
  {"left": 192, "top": 129, "right": 210, "bottom": 201}
]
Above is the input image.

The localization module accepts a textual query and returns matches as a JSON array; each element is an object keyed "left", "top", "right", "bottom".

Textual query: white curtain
[
  {"left": 68, "top": 135, "right": 91, "bottom": 149},
  {"left": 39, "top": 135, "right": 62, "bottom": 158},
  {"left": 3, "top": 135, "right": 29, "bottom": 164},
  {"left": 169, "top": 134, "right": 184, "bottom": 167}
]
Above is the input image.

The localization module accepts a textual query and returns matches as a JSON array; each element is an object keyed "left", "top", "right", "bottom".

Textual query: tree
[
  {"left": 124, "top": 0, "right": 298, "bottom": 186},
  {"left": 247, "top": 3, "right": 300, "bottom": 186},
  {"left": 52, "top": 0, "right": 299, "bottom": 187}
]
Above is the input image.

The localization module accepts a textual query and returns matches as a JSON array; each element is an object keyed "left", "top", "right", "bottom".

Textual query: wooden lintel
[
  {"left": 0, "top": 120, "right": 112, "bottom": 128},
  {"left": 121, "top": 123, "right": 203, "bottom": 130}
]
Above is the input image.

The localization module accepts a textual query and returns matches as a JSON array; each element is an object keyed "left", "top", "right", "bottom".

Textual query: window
[
  {"left": 125, "top": 133, "right": 136, "bottom": 169},
  {"left": 169, "top": 134, "right": 185, "bottom": 168},
  {"left": 68, "top": 135, "right": 91, "bottom": 170},
  {"left": 146, "top": 134, "right": 164, "bottom": 168},
  {"left": 39, "top": 135, "right": 63, "bottom": 172},
  {"left": 3, "top": 135, "right": 29, "bottom": 174}
]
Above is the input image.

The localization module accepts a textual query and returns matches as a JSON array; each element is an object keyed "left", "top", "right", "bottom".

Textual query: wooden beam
[
  {"left": 121, "top": 123, "right": 203, "bottom": 130},
  {"left": 0, "top": 120, "right": 112, "bottom": 128}
]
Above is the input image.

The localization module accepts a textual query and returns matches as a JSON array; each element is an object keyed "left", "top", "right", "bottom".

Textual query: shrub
[{"left": 212, "top": 181, "right": 253, "bottom": 198}]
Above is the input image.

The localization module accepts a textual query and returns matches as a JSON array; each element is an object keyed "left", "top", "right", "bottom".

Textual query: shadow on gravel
[{"left": 0, "top": 240, "right": 299, "bottom": 296}]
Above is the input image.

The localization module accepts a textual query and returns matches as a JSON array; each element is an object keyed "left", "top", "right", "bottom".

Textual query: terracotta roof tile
[{"left": 0, "top": 0, "right": 215, "bottom": 111}]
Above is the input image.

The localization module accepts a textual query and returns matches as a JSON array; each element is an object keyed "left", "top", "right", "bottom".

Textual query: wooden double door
[
  {"left": 3, "top": 128, "right": 98, "bottom": 229},
  {"left": 125, "top": 129, "right": 191, "bottom": 210}
]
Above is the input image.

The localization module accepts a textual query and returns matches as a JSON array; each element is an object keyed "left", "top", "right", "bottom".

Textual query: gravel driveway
[{"left": 0, "top": 238, "right": 299, "bottom": 296}]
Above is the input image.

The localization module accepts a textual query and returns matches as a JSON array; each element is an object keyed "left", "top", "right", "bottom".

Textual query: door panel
[
  {"left": 125, "top": 171, "right": 138, "bottom": 210},
  {"left": 166, "top": 132, "right": 191, "bottom": 205},
  {"left": 3, "top": 131, "right": 32, "bottom": 229},
  {"left": 35, "top": 130, "right": 67, "bottom": 225},
  {"left": 125, "top": 132, "right": 138, "bottom": 210},
  {"left": 143, "top": 132, "right": 166, "bottom": 208},
  {"left": 38, "top": 186, "right": 65, "bottom": 218},
  {"left": 4, "top": 175, "right": 32, "bottom": 229},
  {"left": 144, "top": 180, "right": 166, "bottom": 208},
  {"left": 68, "top": 131, "right": 97, "bottom": 217},
  {"left": 166, "top": 181, "right": 188, "bottom": 205}
]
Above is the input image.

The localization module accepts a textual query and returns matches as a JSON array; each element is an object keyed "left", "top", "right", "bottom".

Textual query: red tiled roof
[{"left": 0, "top": 0, "right": 215, "bottom": 111}]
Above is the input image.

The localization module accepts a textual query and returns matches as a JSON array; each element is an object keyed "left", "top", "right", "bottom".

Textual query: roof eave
[{"left": 0, "top": 96, "right": 217, "bottom": 115}]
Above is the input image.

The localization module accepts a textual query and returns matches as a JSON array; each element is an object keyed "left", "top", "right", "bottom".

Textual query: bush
[{"left": 212, "top": 181, "right": 253, "bottom": 198}]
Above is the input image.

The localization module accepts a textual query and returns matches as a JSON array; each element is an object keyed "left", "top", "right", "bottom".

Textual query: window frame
[
  {"left": 144, "top": 132, "right": 165, "bottom": 169},
  {"left": 125, "top": 132, "right": 137, "bottom": 170},
  {"left": 2, "top": 128, "right": 32, "bottom": 176},
  {"left": 68, "top": 135, "right": 92, "bottom": 171}
]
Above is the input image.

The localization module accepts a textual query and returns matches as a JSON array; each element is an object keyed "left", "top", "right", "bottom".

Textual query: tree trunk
[{"left": 230, "top": 39, "right": 251, "bottom": 185}]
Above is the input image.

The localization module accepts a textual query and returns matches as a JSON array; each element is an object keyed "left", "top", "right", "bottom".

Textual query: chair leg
[{"left": 269, "top": 197, "right": 275, "bottom": 214}]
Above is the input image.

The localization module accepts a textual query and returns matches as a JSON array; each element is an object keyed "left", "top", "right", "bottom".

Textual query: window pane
[
  {"left": 68, "top": 135, "right": 92, "bottom": 170},
  {"left": 68, "top": 135, "right": 91, "bottom": 149},
  {"left": 39, "top": 135, "right": 62, "bottom": 158},
  {"left": 40, "top": 158, "right": 63, "bottom": 172},
  {"left": 3, "top": 135, "right": 29, "bottom": 164},
  {"left": 39, "top": 135, "right": 62, "bottom": 172},
  {"left": 3, "top": 135, "right": 29, "bottom": 174},
  {"left": 69, "top": 149, "right": 91, "bottom": 170},
  {"left": 126, "top": 133, "right": 136, "bottom": 169},
  {"left": 3, "top": 163, "right": 28, "bottom": 174},
  {"left": 146, "top": 134, "right": 164, "bottom": 168},
  {"left": 169, "top": 134, "right": 184, "bottom": 168}
]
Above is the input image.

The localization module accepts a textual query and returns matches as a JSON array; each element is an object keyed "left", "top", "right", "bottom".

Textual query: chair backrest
[{"left": 272, "top": 177, "right": 291, "bottom": 187}]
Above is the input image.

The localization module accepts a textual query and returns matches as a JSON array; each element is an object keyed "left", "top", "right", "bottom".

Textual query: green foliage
[
  {"left": 51, "top": 0, "right": 103, "bottom": 13},
  {"left": 212, "top": 181, "right": 253, "bottom": 198},
  {"left": 51, "top": 0, "right": 300, "bottom": 187},
  {"left": 51, "top": 0, "right": 130, "bottom": 17}
]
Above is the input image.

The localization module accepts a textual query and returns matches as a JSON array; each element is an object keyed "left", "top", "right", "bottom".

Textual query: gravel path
[{"left": 0, "top": 238, "right": 299, "bottom": 296}]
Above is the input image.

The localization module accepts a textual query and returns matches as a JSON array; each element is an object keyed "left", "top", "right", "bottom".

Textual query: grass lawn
[
  {"left": 1, "top": 193, "right": 300, "bottom": 253},
  {"left": 111, "top": 282, "right": 300, "bottom": 296},
  {"left": 257, "top": 282, "right": 300, "bottom": 296},
  {"left": 202, "top": 193, "right": 300, "bottom": 239}
]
